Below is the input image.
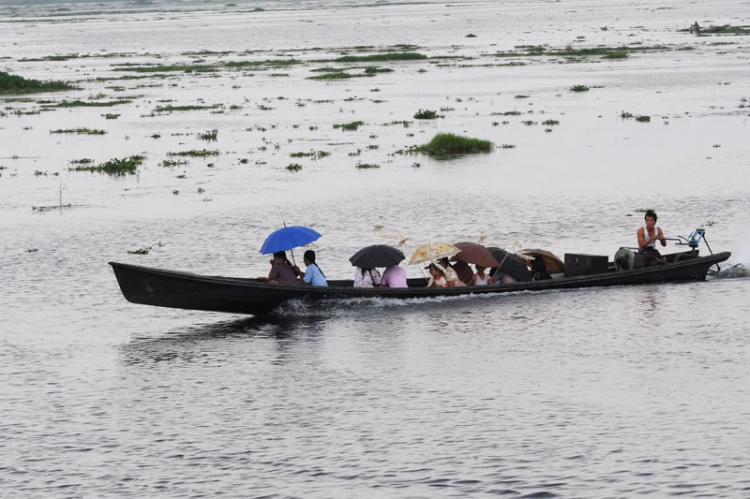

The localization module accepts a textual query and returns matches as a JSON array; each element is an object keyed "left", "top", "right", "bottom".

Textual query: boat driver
[{"left": 637, "top": 209, "right": 667, "bottom": 264}]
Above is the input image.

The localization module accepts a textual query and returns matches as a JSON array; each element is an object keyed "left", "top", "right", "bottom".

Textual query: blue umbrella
[{"left": 260, "top": 225, "right": 322, "bottom": 265}]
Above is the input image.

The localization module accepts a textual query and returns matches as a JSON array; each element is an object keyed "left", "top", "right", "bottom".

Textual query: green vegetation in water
[
  {"left": 286, "top": 163, "right": 303, "bottom": 172},
  {"left": 383, "top": 120, "right": 412, "bottom": 127},
  {"left": 154, "top": 104, "right": 222, "bottom": 113},
  {"left": 515, "top": 94, "right": 530, "bottom": 99},
  {"left": 198, "top": 129, "right": 218, "bottom": 141},
  {"left": 570, "top": 85, "right": 590, "bottom": 92},
  {"left": 355, "top": 162, "right": 380, "bottom": 169},
  {"left": 161, "top": 159, "right": 188, "bottom": 167},
  {"left": 413, "top": 109, "right": 443, "bottom": 120},
  {"left": 0, "top": 71, "right": 77, "bottom": 95},
  {"left": 541, "top": 119, "right": 560, "bottom": 126},
  {"left": 415, "top": 133, "right": 493, "bottom": 158},
  {"left": 53, "top": 99, "right": 131, "bottom": 108},
  {"left": 494, "top": 44, "right": 671, "bottom": 59},
  {"left": 103, "top": 113, "right": 120, "bottom": 119},
  {"left": 491, "top": 111, "right": 522, "bottom": 116},
  {"left": 334, "top": 52, "right": 427, "bottom": 63},
  {"left": 308, "top": 72, "right": 375, "bottom": 81},
  {"left": 699, "top": 26, "right": 750, "bottom": 36},
  {"left": 290, "top": 150, "right": 330, "bottom": 160},
  {"left": 50, "top": 128, "right": 106, "bottom": 135},
  {"left": 69, "top": 158, "right": 94, "bottom": 164},
  {"left": 621, "top": 112, "right": 651, "bottom": 122},
  {"left": 167, "top": 149, "right": 219, "bottom": 157},
  {"left": 70, "top": 155, "right": 145, "bottom": 175},
  {"left": 113, "top": 63, "right": 217, "bottom": 73},
  {"left": 333, "top": 121, "right": 364, "bottom": 131}
]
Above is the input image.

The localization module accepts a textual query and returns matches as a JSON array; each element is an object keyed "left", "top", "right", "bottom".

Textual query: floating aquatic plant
[
  {"left": 570, "top": 85, "right": 590, "bottom": 92},
  {"left": 333, "top": 121, "right": 364, "bottom": 131},
  {"left": 355, "top": 162, "right": 380, "bottom": 169},
  {"left": 413, "top": 109, "right": 443, "bottom": 119},
  {"left": 70, "top": 155, "right": 145, "bottom": 175},
  {"left": 50, "top": 128, "right": 106, "bottom": 135},
  {"left": 0, "top": 71, "right": 77, "bottom": 95},
  {"left": 414, "top": 133, "right": 493, "bottom": 158},
  {"left": 334, "top": 52, "right": 427, "bottom": 63},
  {"left": 286, "top": 163, "right": 303, "bottom": 172},
  {"left": 167, "top": 149, "right": 219, "bottom": 157},
  {"left": 198, "top": 129, "right": 218, "bottom": 141}
]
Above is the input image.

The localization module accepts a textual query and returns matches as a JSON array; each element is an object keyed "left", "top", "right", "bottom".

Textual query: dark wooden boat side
[{"left": 110, "top": 251, "right": 730, "bottom": 315}]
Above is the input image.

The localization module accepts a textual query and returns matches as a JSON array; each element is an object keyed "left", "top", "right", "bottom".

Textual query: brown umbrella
[
  {"left": 520, "top": 248, "right": 566, "bottom": 273},
  {"left": 450, "top": 242, "right": 500, "bottom": 268}
]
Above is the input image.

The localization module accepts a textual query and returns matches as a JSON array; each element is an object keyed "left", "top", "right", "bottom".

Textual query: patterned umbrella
[{"left": 408, "top": 243, "right": 461, "bottom": 265}]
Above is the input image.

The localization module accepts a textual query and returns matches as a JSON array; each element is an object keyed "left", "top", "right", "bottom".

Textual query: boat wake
[
  {"left": 271, "top": 289, "right": 543, "bottom": 317},
  {"left": 709, "top": 263, "right": 749, "bottom": 279}
]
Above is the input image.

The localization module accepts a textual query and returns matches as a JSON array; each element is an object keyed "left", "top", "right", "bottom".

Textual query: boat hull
[{"left": 109, "top": 251, "right": 731, "bottom": 316}]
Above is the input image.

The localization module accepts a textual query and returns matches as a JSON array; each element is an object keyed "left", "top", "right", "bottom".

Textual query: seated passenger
[
  {"left": 353, "top": 267, "right": 381, "bottom": 288},
  {"left": 637, "top": 209, "right": 667, "bottom": 265},
  {"left": 439, "top": 257, "right": 466, "bottom": 287},
  {"left": 492, "top": 268, "right": 518, "bottom": 285},
  {"left": 451, "top": 260, "right": 474, "bottom": 285},
  {"left": 379, "top": 265, "right": 408, "bottom": 288},
  {"left": 426, "top": 263, "right": 448, "bottom": 288},
  {"left": 531, "top": 257, "right": 552, "bottom": 281},
  {"left": 258, "top": 251, "right": 299, "bottom": 285},
  {"left": 293, "top": 250, "right": 328, "bottom": 286},
  {"left": 469, "top": 265, "right": 492, "bottom": 286}
]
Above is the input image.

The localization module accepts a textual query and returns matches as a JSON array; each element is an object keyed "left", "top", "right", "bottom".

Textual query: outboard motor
[{"left": 615, "top": 248, "right": 635, "bottom": 271}]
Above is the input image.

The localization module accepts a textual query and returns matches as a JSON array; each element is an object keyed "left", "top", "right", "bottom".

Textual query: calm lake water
[{"left": 2, "top": 0, "right": 750, "bottom": 497}]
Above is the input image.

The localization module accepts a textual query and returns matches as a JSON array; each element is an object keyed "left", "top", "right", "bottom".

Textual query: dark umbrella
[
  {"left": 349, "top": 244, "right": 406, "bottom": 268},
  {"left": 487, "top": 247, "right": 533, "bottom": 282},
  {"left": 520, "top": 248, "right": 566, "bottom": 273},
  {"left": 450, "top": 242, "right": 500, "bottom": 268}
]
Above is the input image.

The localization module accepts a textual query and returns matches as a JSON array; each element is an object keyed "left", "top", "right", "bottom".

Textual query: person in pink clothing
[{"left": 379, "top": 265, "right": 408, "bottom": 288}]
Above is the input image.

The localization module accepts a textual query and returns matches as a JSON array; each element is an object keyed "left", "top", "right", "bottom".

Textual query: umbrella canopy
[
  {"left": 408, "top": 243, "right": 460, "bottom": 265},
  {"left": 259, "top": 225, "right": 322, "bottom": 255},
  {"left": 450, "top": 242, "right": 500, "bottom": 268},
  {"left": 519, "top": 248, "right": 566, "bottom": 273},
  {"left": 487, "top": 247, "right": 533, "bottom": 282},
  {"left": 349, "top": 245, "right": 405, "bottom": 268}
]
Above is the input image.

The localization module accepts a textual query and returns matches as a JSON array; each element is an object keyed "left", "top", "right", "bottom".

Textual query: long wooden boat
[{"left": 109, "top": 250, "right": 731, "bottom": 316}]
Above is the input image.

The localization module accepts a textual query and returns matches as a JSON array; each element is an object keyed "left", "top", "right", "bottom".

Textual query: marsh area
[{"left": 2, "top": 0, "right": 750, "bottom": 497}]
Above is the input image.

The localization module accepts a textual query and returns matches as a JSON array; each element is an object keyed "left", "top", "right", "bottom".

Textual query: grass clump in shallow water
[
  {"left": 50, "top": 128, "right": 106, "bottom": 135},
  {"left": 413, "top": 109, "right": 443, "bottom": 119},
  {"left": 416, "top": 133, "right": 493, "bottom": 158},
  {"left": 355, "top": 162, "right": 380, "bottom": 169},
  {"left": 333, "top": 121, "right": 364, "bottom": 131},
  {"left": 53, "top": 99, "right": 131, "bottom": 108},
  {"left": 286, "top": 163, "right": 303, "bottom": 172},
  {"left": 570, "top": 85, "right": 590, "bottom": 92},
  {"left": 0, "top": 71, "right": 77, "bottom": 95},
  {"left": 198, "top": 129, "right": 218, "bottom": 141},
  {"left": 167, "top": 149, "right": 219, "bottom": 157},
  {"left": 70, "top": 155, "right": 144, "bottom": 175},
  {"left": 154, "top": 104, "right": 222, "bottom": 113},
  {"left": 290, "top": 150, "right": 330, "bottom": 160},
  {"left": 334, "top": 52, "right": 427, "bottom": 63}
]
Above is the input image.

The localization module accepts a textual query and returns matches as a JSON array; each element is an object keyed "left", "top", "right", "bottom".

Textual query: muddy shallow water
[{"left": 2, "top": 0, "right": 750, "bottom": 497}]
